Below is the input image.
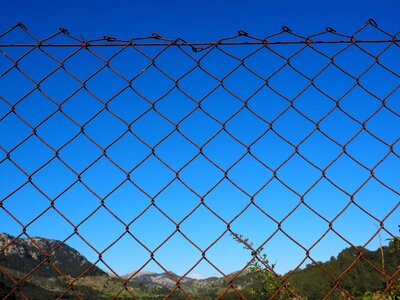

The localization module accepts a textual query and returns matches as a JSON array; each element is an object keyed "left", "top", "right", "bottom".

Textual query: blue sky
[{"left": 1, "top": 0, "right": 400, "bottom": 280}]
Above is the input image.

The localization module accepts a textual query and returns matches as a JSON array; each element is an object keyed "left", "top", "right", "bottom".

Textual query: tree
[{"left": 232, "top": 233, "right": 295, "bottom": 299}]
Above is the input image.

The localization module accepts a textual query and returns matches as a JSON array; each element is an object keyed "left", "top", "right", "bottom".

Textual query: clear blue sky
[{"left": 1, "top": 0, "right": 400, "bottom": 279}]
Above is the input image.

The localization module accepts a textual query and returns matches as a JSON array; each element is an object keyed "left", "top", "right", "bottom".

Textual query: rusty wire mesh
[{"left": 1, "top": 19, "right": 400, "bottom": 299}]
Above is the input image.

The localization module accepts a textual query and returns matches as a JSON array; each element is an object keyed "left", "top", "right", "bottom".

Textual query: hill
[
  {"left": 0, "top": 233, "right": 105, "bottom": 278},
  {"left": 1, "top": 233, "right": 400, "bottom": 299},
  {"left": 286, "top": 243, "right": 400, "bottom": 299}
]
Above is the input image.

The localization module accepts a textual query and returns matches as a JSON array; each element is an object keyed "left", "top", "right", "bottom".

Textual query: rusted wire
[{"left": 1, "top": 19, "right": 400, "bottom": 299}]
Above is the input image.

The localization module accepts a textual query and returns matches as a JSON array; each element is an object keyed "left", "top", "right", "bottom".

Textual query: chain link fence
[{"left": 1, "top": 19, "right": 400, "bottom": 299}]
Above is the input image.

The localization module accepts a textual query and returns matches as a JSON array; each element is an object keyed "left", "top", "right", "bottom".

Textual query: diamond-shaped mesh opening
[
  {"left": 155, "top": 180, "right": 199, "bottom": 222},
  {"left": 154, "top": 233, "right": 201, "bottom": 276},
  {"left": 273, "top": 107, "right": 315, "bottom": 145},
  {"left": 346, "top": 130, "right": 389, "bottom": 168},
  {"left": 319, "top": 108, "right": 362, "bottom": 145},
  {"left": 178, "top": 109, "right": 221, "bottom": 146},
  {"left": 26, "top": 208, "right": 74, "bottom": 239},
  {"left": 130, "top": 109, "right": 175, "bottom": 147},
  {"left": 254, "top": 178, "right": 300, "bottom": 221},
  {"left": 314, "top": 63, "right": 356, "bottom": 99},
  {"left": 60, "top": 89, "right": 103, "bottom": 125},
  {"left": 58, "top": 133, "right": 102, "bottom": 173},
  {"left": 333, "top": 204, "right": 379, "bottom": 245},
  {"left": 77, "top": 207, "right": 126, "bottom": 251},
  {"left": 340, "top": 85, "right": 383, "bottom": 122},
  {"left": 155, "top": 88, "right": 197, "bottom": 123},
  {"left": 155, "top": 131, "right": 198, "bottom": 170},
  {"left": 84, "top": 110, "right": 127, "bottom": 148},
  {"left": 63, "top": 48, "right": 105, "bottom": 81},
  {"left": 130, "top": 155, "right": 175, "bottom": 197},
  {"left": 39, "top": 68, "right": 82, "bottom": 102},
  {"left": 31, "top": 159, "right": 77, "bottom": 199},
  {"left": 0, "top": 113, "right": 32, "bottom": 151},
  {"left": 268, "top": 64, "right": 310, "bottom": 99},
  {"left": 247, "top": 85, "right": 290, "bottom": 122},
  {"left": 153, "top": 46, "right": 197, "bottom": 80},
  {"left": 244, "top": 46, "right": 286, "bottom": 79},
  {"left": 367, "top": 108, "right": 400, "bottom": 144},
  {"left": 354, "top": 178, "right": 400, "bottom": 220},
  {"left": 251, "top": 130, "right": 294, "bottom": 169},
  {"left": 290, "top": 45, "right": 332, "bottom": 78},
  {"left": 80, "top": 157, "right": 126, "bottom": 198},
  {"left": 180, "top": 205, "right": 227, "bottom": 249},
  {"left": 277, "top": 154, "right": 322, "bottom": 194},
  {"left": 226, "top": 108, "right": 270, "bottom": 145},
  {"left": 36, "top": 111, "right": 80, "bottom": 149},
  {"left": 0, "top": 160, "right": 28, "bottom": 200},
  {"left": 2, "top": 184, "right": 50, "bottom": 225},
  {"left": 258, "top": 230, "right": 306, "bottom": 274},
  {"left": 179, "top": 155, "right": 223, "bottom": 196},
  {"left": 86, "top": 67, "right": 129, "bottom": 101},
  {"left": 178, "top": 66, "right": 219, "bottom": 100},
  {"left": 303, "top": 178, "right": 350, "bottom": 220},
  {"left": 228, "top": 154, "right": 273, "bottom": 195},
  {"left": 17, "top": 48, "right": 61, "bottom": 81},
  {"left": 360, "top": 64, "right": 400, "bottom": 99},
  {"left": 199, "top": 47, "right": 241, "bottom": 79},
  {"left": 203, "top": 131, "right": 247, "bottom": 170},
  {"left": 334, "top": 44, "right": 377, "bottom": 77},
  {"left": 204, "top": 179, "right": 249, "bottom": 221},
  {"left": 107, "top": 46, "right": 151, "bottom": 79},
  {"left": 299, "top": 130, "right": 342, "bottom": 168},
  {"left": 325, "top": 154, "right": 371, "bottom": 194},
  {"left": 101, "top": 233, "right": 151, "bottom": 276},
  {"left": 130, "top": 206, "right": 175, "bottom": 250},
  {"left": 53, "top": 182, "right": 101, "bottom": 225},
  {"left": 230, "top": 205, "right": 277, "bottom": 247},
  {"left": 222, "top": 65, "right": 265, "bottom": 100},
  {"left": 281, "top": 204, "right": 328, "bottom": 248},
  {"left": 104, "top": 181, "right": 150, "bottom": 224},
  {"left": 2, "top": 22, "right": 400, "bottom": 299},
  {"left": 208, "top": 234, "right": 250, "bottom": 272},
  {"left": 0, "top": 68, "right": 36, "bottom": 104},
  {"left": 9, "top": 135, "right": 54, "bottom": 174},
  {"left": 132, "top": 65, "right": 174, "bottom": 101},
  {"left": 13, "top": 90, "right": 57, "bottom": 127},
  {"left": 200, "top": 86, "right": 243, "bottom": 123},
  {"left": 107, "top": 88, "right": 151, "bottom": 124},
  {"left": 106, "top": 132, "right": 150, "bottom": 171},
  {"left": 293, "top": 87, "right": 336, "bottom": 122}
]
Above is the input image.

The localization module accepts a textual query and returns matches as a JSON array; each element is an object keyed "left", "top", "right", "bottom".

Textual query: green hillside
[{"left": 286, "top": 242, "right": 400, "bottom": 299}]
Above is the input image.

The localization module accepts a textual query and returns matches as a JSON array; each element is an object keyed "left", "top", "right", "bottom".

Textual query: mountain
[
  {"left": 1, "top": 233, "right": 400, "bottom": 299},
  {"left": 0, "top": 233, "right": 105, "bottom": 278},
  {"left": 123, "top": 271, "right": 194, "bottom": 288},
  {"left": 0, "top": 233, "right": 109, "bottom": 299}
]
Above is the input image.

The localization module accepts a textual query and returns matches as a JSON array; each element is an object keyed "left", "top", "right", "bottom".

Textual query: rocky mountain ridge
[
  {"left": 0, "top": 233, "right": 105, "bottom": 278},
  {"left": 0, "top": 233, "right": 83, "bottom": 260},
  {"left": 122, "top": 270, "right": 194, "bottom": 288}
]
